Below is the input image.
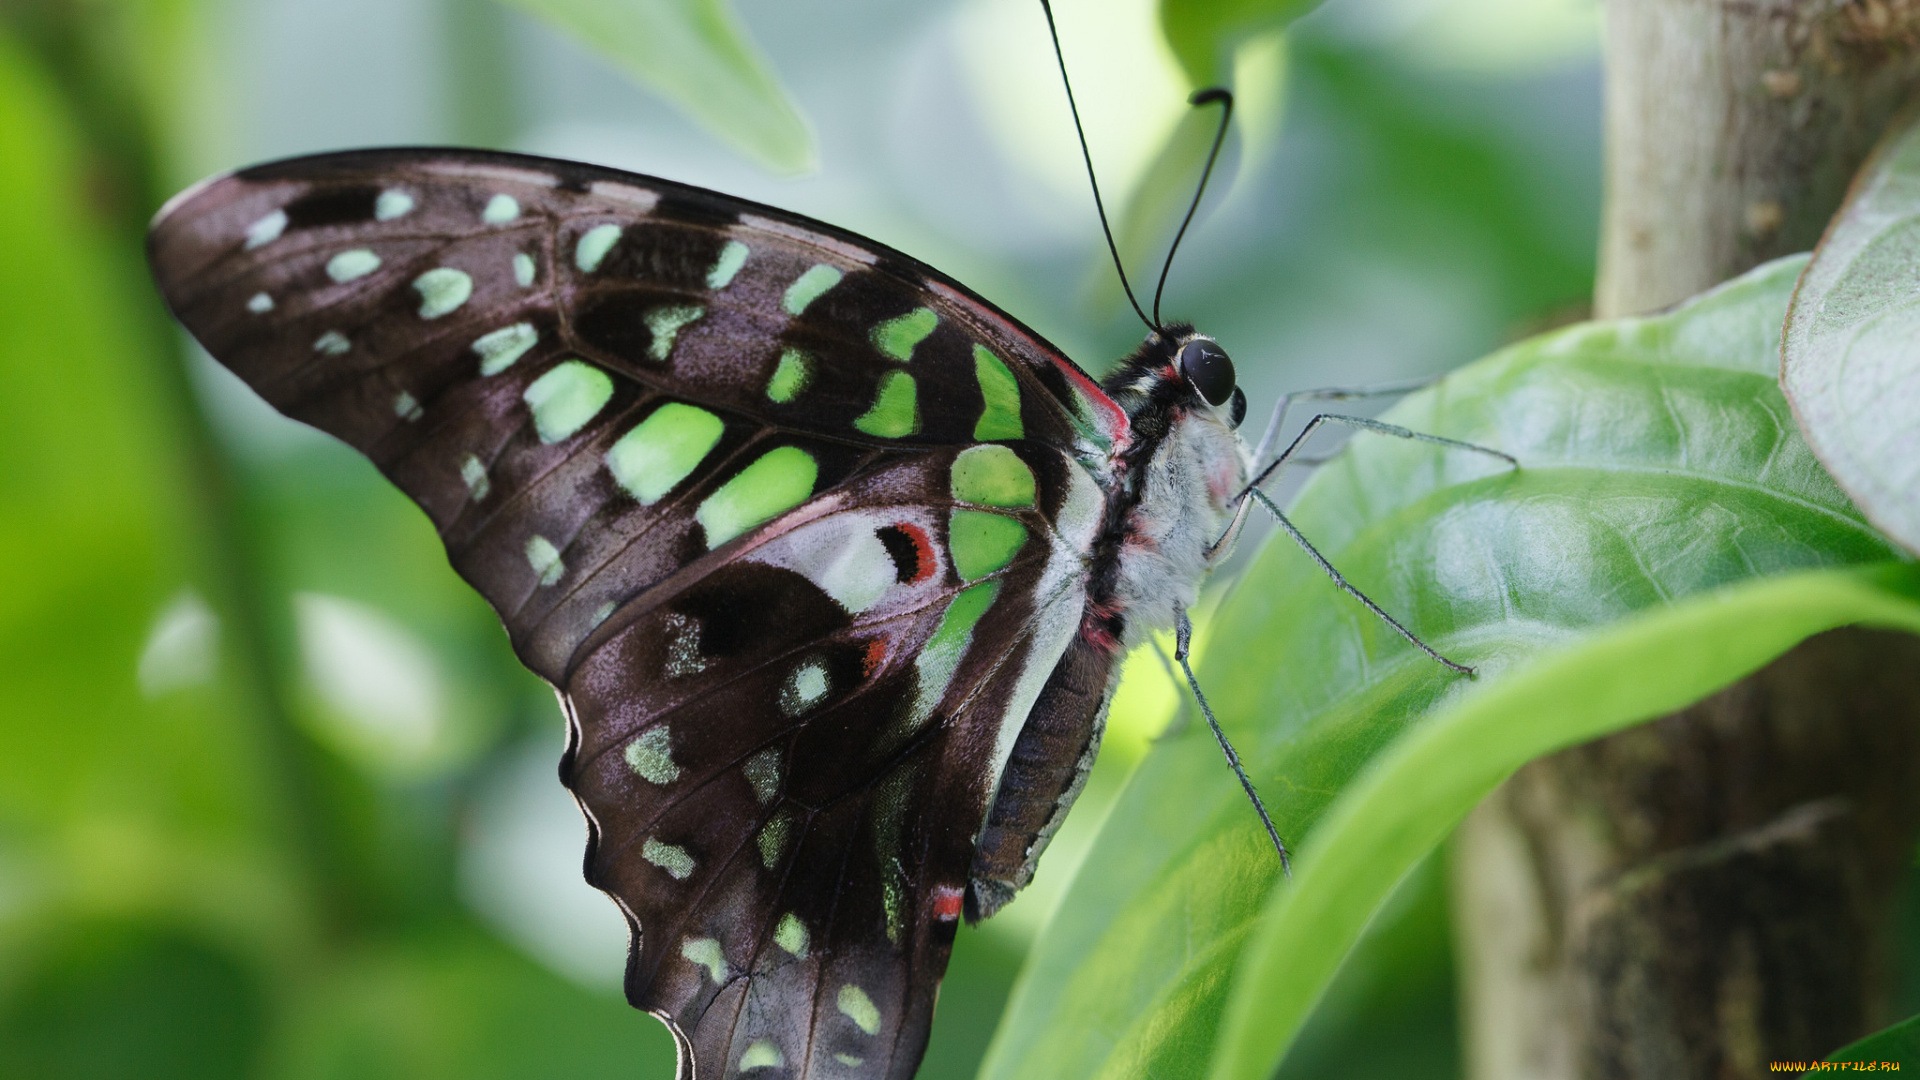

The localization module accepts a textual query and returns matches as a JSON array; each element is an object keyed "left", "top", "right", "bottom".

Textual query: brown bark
[{"left": 1454, "top": 2, "right": 1920, "bottom": 1076}]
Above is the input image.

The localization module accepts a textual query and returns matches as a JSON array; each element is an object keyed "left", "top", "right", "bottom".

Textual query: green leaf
[
  {"left": 1829, "top": 1012, "right": 1920, "bottom": 1065},
  {"left": 1783, "top": 108, "right": 1920, "bottom": 556},
  {"left": 1159, "top": 0, "right": 1317, "bottom": 85},
  {"left": 0, "top": 24, "right": 288, "bottom": 910},
  {"left": 267, "top": 922, "right": 675, "bottom": 1080},
  {"left": 981, "top": 255, "right": 1909, "bottom": 1080},
  {"left": 499, "top": 0, "right": 812, "bottom": 173}
]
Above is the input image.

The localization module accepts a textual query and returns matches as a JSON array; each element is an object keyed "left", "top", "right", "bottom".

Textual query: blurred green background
[{"left": 0, "top": 0, "right": 1609, "bottom": 1076}]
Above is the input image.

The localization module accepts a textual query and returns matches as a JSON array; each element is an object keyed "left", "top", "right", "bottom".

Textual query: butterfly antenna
[
  {"left": 1039, "top": 0, "right": 1156, "bottom": 333},
  {"left": 1152, "top": 88, "right": 1233, "bottom": 328}
]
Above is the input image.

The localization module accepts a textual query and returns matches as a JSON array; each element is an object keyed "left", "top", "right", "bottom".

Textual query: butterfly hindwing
[{"left": 148, "top": 148, "right": 1119, "bottom": 1080}]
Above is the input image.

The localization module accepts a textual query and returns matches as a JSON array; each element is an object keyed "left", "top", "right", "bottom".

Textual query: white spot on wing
[
  {"left": 743, "top": 748, "right": 781, "bottom": 804},
  {"left": 460, "top": 454, "right": 490, "bottom": 501},
  {"left": 393, "top": 391, "right": 423, "bottom": 421},
  {"left": 312, "top": 330, "right": 350, "bottom": 356},
  {"left": 246, "top": 292, "right": 273, "bottom": 314},
  {"left": 662, "top": 612, "right": 705, "bottom": 678},
  {"left": 588, "top": 181, "right": 660, "bottom": 211},
  {"left": 375, "top": 188, "right": 415, "bottom": 221},
  {"left": 740, "top": 213, "right": 880, "bottom": 266},
  {"left": 524, "top": 535, "right": 563, "bottom": 587},
  {"left": 778, "top": 661, "right": 829, "bottom": 716},
  {"left": 326, "top": 248, "right": 381, "bottom": 282},
  {"left": 482, "top": 193, "right": 520, "bottom": 224},
  {"left": 244, "top": 209, "right": 287, "bottom": 249},
  {"left": 513, "top": 252, "right": 535, "bottom": 287}
]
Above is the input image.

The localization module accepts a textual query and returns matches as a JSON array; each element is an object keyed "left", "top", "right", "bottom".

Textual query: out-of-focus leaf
[
  {"left": 981, "top": 256, "right": 1906, "bottom": 1080},
  {"left": 266, "top": 922, "right": 675, "bottom": 1080},
  {"left": 500, "top": 0, "right": 812, "bottom": 173},
  {"left": 1829, "top": 1012, "right": 1920, "bottom": 1064},
  {"left": 1160, "top": 0, "right": 1318, "bottom": 85},
  {"left": 0, "top": 919, "right": 268, "bottom": 1080},
  {"left": 0, "top": 26, "right": 289, "bottom": 920},
  {"left": 1783, "top": 107, "right": 1920, "bottom": 556}
]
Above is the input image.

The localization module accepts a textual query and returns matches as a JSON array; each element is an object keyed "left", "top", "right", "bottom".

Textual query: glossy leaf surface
[
  {"left": 1784, "top": 108, "right": 1920, "bottom": 555},
  {"left": 982, "top": 255, "right": 1911, "bottom": 1080}
]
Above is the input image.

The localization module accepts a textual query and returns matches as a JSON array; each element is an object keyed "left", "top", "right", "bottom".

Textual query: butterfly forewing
[{"left": 148, "top": 148, "right": 1119, "bottom": 1080}]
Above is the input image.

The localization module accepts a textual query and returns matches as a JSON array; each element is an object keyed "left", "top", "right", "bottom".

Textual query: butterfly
[{"left": 147, "top": 145, "right": 1268, "bottom": 1079}]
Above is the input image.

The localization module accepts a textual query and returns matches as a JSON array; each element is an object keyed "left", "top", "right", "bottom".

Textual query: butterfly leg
[
  {"left": 1246, "top": 486, "right": 1473, "bottom": 674},
  {"left": 1249, "top": 376, "right": 1442, "bottom": 465},
  {"left": 1248, "top": 411, "right": 1518, "bottom": 494},
  {"left": 1174, "top": 607, "right": 1292, "bottom": 877}
]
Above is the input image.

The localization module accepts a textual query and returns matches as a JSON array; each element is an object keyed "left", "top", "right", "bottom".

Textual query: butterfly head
[{"left": 1105, "top": 323, "right": 1249, "bottom": 432}]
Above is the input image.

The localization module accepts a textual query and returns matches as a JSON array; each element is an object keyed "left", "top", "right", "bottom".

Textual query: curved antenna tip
[{"left": 1190, "top": 86, "right": 1233, "bottom": 107}]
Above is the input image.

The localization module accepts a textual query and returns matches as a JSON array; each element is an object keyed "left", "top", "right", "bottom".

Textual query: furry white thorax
[{"left": 1112, "top": 403, "right": 1250, "bottom": 648}]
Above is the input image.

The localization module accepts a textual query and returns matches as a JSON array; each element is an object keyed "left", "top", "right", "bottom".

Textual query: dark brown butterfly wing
[{"left": 148, "top": 148, "right": 1118, "bottom": 1079}]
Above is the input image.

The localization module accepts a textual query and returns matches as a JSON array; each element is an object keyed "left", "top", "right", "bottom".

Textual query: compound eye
[
  {"left": 1228, "top": 386, "right": 1248, "bottom": 428},
  {"left": 1178, "top": 338, "right": 1236, "bottom": 407}
]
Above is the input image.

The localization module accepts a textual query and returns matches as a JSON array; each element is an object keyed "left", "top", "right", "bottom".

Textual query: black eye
[
  {"left": 1178, "top": 338, "right": 1236, "bottom": 406},
  {"left": 1228, "top": 386, "right": 1247, "bottom": 428}
]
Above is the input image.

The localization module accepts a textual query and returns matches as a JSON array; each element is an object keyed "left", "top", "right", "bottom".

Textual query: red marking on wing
[
  {"left": 931, "top": 886, "right": 964, "bottom": 922},
  {"left": 862, "top": 638, "right": 888, "bottom": 678},
  {"left": 896, "top": 521, "right": 937, "bottom": 585}
]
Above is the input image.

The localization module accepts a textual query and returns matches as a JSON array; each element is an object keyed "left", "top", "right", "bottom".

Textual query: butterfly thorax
[
  {"left": 965, "top": 326, "right": 1248, "bottom": 919},
  {"left": 1085, "top": 325, "right": 1250, "bottom": 653}
]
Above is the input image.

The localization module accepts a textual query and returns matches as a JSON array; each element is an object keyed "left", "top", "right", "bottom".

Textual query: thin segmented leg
[
  {"left": 1213, "top": 385, "right": 1520, "bottom": 674},
  {"left": 1173, "top": 607, "right": 1292, "bottom": 877}
]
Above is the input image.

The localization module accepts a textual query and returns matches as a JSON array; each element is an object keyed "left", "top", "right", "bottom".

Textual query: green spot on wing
[
  {"left": 375, "top": 189, "right": 414, "bottom": 221},
  {"left": 697, "top": 446, "right": 818, "bottom": 547},
  {"left": 482, "top": 193, "right": 520, "bottom": 224},
  {"left": 645, "top": 304, "right": 705, "bottom": 362},
  {"left": 513, "top": 252, "right": 535, "bottom": 287},
  {"left": 707, "top": 240, "right": 749, "bottom": 289},
  {"left": 767, "top": 348, "right": 812, "bottom": 403},
  {"left": 925, "top": 580, "right": 999, "bottom": 661},
  {"left": 837, "top": 985, "right": 882, "bottom": 1036},
  {"left": 642, "top": 837, "right": 695, "bottom": 879},
  {"left": 524, "top": 535, "right": 563, "bottom": 586},
  {"left": 774, "top": 912, "right": 808, "bottom": 957},
  {"left": 624, "top": 727, "right": 680, "bottom": 784},
  {"left": 951, "top": 445, "right": 1036, "bottom": 507},
  {"left": 783, "top": 263, "right": 842, "bottom": 315},
  {"left": 949, "top": 510, "right": 1027, "bottom": 581},
  {"left": 680, "top": 937, "right": 725, "bottom": 982},
  {"left": 576, "top": 223, "right": 622, "bottom": 272},
  {"left": 605, "top": 402, "right": 724, "bottom": 505},
  {"left": 973, "top": 345, "right": 1024, "bottom": 440},
  {"left": 854, "top": 371, "right": 919, "bottom": 438},
  {"left": 872, "top": 307, "right": 937, "bottom": 361},
  {"left": 412, "top": 267, "right": 473, "bottom": 319},
  {"left": 522, "top": 360, "right": 613, "bottom": 443},
  {"left": 756, "top": 811, "right": 792, "bottom": 868},
  {"left": 326, "top": 248, "right": 380, "bottom": 282},
  {"left": 472, "top": 322, "right": 538, "bottom": 375},
  {"left": 741, "top": 1041, "right": 783, "bottom": 1070}
]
